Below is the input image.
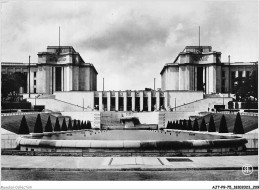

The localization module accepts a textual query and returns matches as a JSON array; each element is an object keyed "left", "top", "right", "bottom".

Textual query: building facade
[
  {"left": 1, "top": 45, "right": 257, "bottom": 112},
  {"left": 1, "top": 46, "right": 98, "bottom": 94},
  {"left": 160, "top": 46, "right": 257, "bottom": 94}
]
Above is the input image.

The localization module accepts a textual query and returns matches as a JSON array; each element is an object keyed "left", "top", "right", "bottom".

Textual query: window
[
  {"left": 246, "top": 71, "right": 250, "bottom": 78},
  {"left": 238, "top": 71, "right": 243, "bottom": 78},
  {"left": 34, "top": 88, "right": 36, "bottom": 93},
  {"left": 34, "top": 72, "right": 37, "bottom": 78},
  {"left": 222, "top": 71, "right": 225, "bottom": 78},
  {"left": 34, "top": 80, "right": 36, "bottom": 85}
]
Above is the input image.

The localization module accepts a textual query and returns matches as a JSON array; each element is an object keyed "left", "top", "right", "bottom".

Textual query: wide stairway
[{"left": 175, "top": 97, "right": 232, "bottom": 112}]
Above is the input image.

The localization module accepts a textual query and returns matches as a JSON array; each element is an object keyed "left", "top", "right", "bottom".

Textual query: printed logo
[{"left": 242, "top": 164, "right": 253, "bottom": 175}]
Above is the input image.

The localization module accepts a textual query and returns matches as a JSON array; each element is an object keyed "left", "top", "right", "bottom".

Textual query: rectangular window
[
  {"left": 238, "top": 71, "right": 243, "bottom": 78},
  {"left": 222, "top": 71, "right": 225, "bottom": 78},
  {"left": 246, "top": 71, "right": 250, "bottom": 78},
  {"left": 34, "top": 88, "right": 36, "bottom": 93},
  {"left": 34, "top": 72, "right": 37, "bottom": 78},
  {"left": 34, "top": 80, "right": 36, "bottom": 85}
]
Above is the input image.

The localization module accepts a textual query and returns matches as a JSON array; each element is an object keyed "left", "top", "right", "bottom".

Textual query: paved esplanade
[{"left": 2, "top": 155, "right": 258, "bottom": 170}]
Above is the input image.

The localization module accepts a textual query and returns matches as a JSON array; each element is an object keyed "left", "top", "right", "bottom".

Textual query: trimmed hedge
[
  {"left": 208, "top": 115, "right": 216, "bottom": 132},
  {"left": 199, "top": 118, "right": 207, "bottom": 131},
  {"left": 44, "top": 116, "right": 53, "bottom": 132},
  {"left": 54, "top": 117, "right": 61, "bottom": 132},
  {"left": 219, "top": 115, "right": 228, "bottom": 133},
  {"left": 192, "top": 118, "right": 199, "bottom": 131},
  {"left": 61, "top": 118, "right": 67, "bottom": 131},
  {"left": 18, "top": 115, "right": 29, "bottom": 134},
  {"left": 67, "top": 119, "right": 73, "bottom": 130},
  {"left": 34, "top": 114, "right": 43, "bottom": 133},
  {"left": 233, "top": 112, "right": 245, "bottom": 134}
]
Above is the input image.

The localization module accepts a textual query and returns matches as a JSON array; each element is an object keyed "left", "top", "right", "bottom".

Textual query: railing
[
  {"left": 1, "top": 111, "right": 45, "bottom": 117},
  {"left": 216, "top": 111, "right": 258, "bottom": 117}
]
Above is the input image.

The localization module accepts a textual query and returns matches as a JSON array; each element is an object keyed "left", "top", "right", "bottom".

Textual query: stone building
[
  {"left": 1, "top": 46, "right": 98, "bottom": 94},
  {"left": 160, "top": 46, "right": 257, "bottom": 94},
  {"left": 1, "top": 45, "right": 257, "bottom": 112}
]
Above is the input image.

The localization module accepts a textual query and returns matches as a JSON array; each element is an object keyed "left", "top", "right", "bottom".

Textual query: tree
[
  {"left": 208, "top": 115, "right": 216, "bottom": 132},
  {"left": 172, "top": 121, "right": 175, "bottom": 129},
  {"left": 18, "top": 115, "right": 29, "bottom": 134},
  {"left": 83, "top": 121, "right": 87, "bottom": 129},
  {"left": 199, "top": 118, "right": 207, "bottom": 131},
  {"left": 77, "top": 120, "right": 81, "bottom": 130},
  {"left": 86, "top": 120, "right": 92, "bottom": 129},
  {"left": 192, "top": 118, "right": 199, "bottom": 131},
  {"left": 233, "top": 112, "right": 245, "bottom": 134},
  {"left": 44, "top": 116, "right": 53, "bottom": 132},
  {"left": 34, "top": 114, "right": 43, "bottom": 133},
  {"left": 175, "top": 120, "right": 179, "bottom": 130},
  {"left": 80, "top": 121, "right": 84, "bottom": 129},
  {"left": 219, "top": 115, "right": 228, "bottom": 133},
  {"left": 54, "top": 118, "right": 61, "bottom": 132},
  {"left": 187, "top": 119, "right": 192, "bottom": 131},
  {"left": 73, "top": 119, "right": 77, "bottom": 130},
  {"left": 233, "top": 64, "right": 258, "bottom": 102},
  {"left": 61, "top": 118, "right": 67, "bottom": 131},
  {"left": 1, "top": 72, "right": 27, "bottom": 102},
  {"left": 166, "top": 121, "right": 170, "bottom": 129},
  {"left": 67, "top": 119, "right": 73, "bottom": 131},
  {"left": 182, "top": 119, "right": 187, "bottom": 130}
]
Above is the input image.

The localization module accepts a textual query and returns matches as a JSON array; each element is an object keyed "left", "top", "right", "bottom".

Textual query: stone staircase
[{"left": 175, "top": 97, "right": 233, "bottom": 112}]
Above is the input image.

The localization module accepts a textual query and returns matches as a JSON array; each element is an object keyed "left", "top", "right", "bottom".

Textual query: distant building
[
  {"left": 1, "top": 46, "right": 98, "bottom": 94},
  {"left": 1, "top": 45, "right": 257, "bottom": 112},
  {"left": 160, "top": 46, "right": 257, "bottom": 94}
]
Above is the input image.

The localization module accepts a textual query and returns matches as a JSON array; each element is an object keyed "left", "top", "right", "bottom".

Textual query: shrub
[
  {"left": 199, "top": 118, "right": 207, "bottom": 131},
  {"left": 219, "top": 115, "right": 228, "bottom": 133},
  {"left": 61, "top": 118, "right": 67, "bottom": 131},
  {"left": 192, "top": 118, "right": 199, "bottom": 131},
  {"left": 179, "top": 120, "right": 183, "bottom": 130},
  {"left": 86, "top": 120, "right": 92, "bottom": 129},
  {"left": 73, "top": 119, "right": 77, "bottom": 130},
  {"left": 67, "top": 119, "right": 73, "bottom": 131},
  {"left": 80, "top": 121, "right": 84, "bottom": 129},
  {"left": 77, "top": 120, "right": 81, "bottom": 130},
  {"left": 233, "top": 112, "right": 245, "bottom": 134},
  {"left": 208, "top": 115, "right": 216, "bottom": 132},
  {"left": 18, "top": 115, "right": 29, "bottom": 134},
  {"left": 182, "top": 119, "right": 187, "bottom": 130},
  {"left": 44, "top": 116, "right": 53, "bottom": 132},
  {"left": 175, "top": 120, "right": 179, "bottom": 130},
  {"left": 166, "top": 121, "right": 170, "bottom": 129},
  {"left": 34, "top": 114, "right": 43, "bottom": 133},
  {"left": 187, "top": 119, "right": 192, "bottom": 131},
  {"left": 172, "top": 121, "right": 175, "bottom": 129},
  {"left": 54, "top": 117, "right": 61, "bottom": 132}
]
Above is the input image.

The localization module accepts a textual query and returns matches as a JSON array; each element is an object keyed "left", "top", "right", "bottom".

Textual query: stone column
[
  {"left": 99, "top": 92, "right": 103, "bottom": 112},
  {"left": 115, "top": 91, "right": 119, "bottom": 111},
  {"left": 61, "top": 67, "right": 64, "bottom": 91},
  {"left": 107, "top": 91, "right": 111, "bottom": 111},
  {"left": 242, "top": 67, "right": 246, "bottom": 77},
  {"left": 140, "top": 91, "right": 143, "bottom": 111},
  {"left": 148, "top": 91, "right": 151, "bottom": 112},
  {"left": 131, "top": 92, "right": 135, "bottom": 111},
  {"left": 164, "top": 91, "right": 168, "bottom": 110},
  {"left": 156, "top": 91, "right": 160, "bottom": 111},
  {"left": 123, "top": 91, "right": 127, "bottom": 111}
]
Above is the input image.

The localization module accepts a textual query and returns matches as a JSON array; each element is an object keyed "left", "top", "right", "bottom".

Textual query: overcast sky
[{"left": 1, "top": 0, "right": 259, "bottom": 91}]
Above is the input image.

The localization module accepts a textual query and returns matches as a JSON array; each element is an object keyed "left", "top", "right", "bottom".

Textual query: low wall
[
  {"left": 27, "top": 98, "right": 83, "bottom": 112},
  {"left": 101, "top": 112, "right": 159, "bottom": 125},
  {"left": 158, "top": 111, "right": 198, "bottom": 128},
  {"left": 17, "top": 135, "right": 247, "bottom": 150},
  {"left": 61, "top": 111, "right": 100, "bottom": 128},
  {"left": 1, "top": 134, "right": 20, "bottom": 149}
]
